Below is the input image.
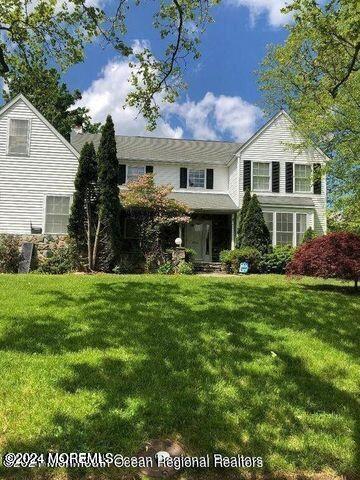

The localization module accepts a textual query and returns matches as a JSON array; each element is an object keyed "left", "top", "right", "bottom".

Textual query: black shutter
[
  {"left": 206, "top": 168, "right": 214, "bottom": 189},
  {"left": 272, "top": 162, "right": 280, "bottom": 193},
  {"left": 146, "top": 165, "right": 153, "bottom": 174},
  {"left": 180, "top": 167, "right": 187, "bottom": 188},
  {"left": 119, "top": 164, "right": 126, "bottom": 185},
  {"left": 285, "top": 162, "right": 293, "bottom": 193},
  {"left": 313, "top": 163, "right": 322, "bottom": 194},
  {"left": 243, "top": 160, "right": 251, "bottom": 190}
]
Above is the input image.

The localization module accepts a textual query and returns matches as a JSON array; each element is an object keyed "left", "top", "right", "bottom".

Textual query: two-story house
[{"left": 0, "top": 94, "right": 327, "bottom": 262}]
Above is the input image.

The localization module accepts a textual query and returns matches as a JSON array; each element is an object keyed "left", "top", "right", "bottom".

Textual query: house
[{"left": 0, "top": 94, "right": 327, "bottom": 262}]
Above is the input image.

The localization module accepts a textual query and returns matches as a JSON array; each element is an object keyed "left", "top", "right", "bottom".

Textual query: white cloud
[
  {"left": 167, "top": 92, "right": 262, "bottom": 142},
  {"left": 77, "top": 41, "right": 262, "bottom": 141},
  {"left": 226, "top": 0, "right": 291, "bottom": 26}
]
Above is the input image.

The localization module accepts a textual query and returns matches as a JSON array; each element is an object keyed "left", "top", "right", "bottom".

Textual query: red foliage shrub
[{"left": 287, "top": 232, "right": 360, "bottom": 287}]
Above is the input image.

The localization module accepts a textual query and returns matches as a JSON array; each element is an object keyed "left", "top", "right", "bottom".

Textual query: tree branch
[{"left": 330, "top": 43, "right": 360, "bottom": 98}]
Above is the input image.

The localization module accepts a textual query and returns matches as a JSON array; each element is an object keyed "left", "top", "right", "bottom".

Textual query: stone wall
[{"left": 0, "top": 234, "right": 69, "bottom": 262}]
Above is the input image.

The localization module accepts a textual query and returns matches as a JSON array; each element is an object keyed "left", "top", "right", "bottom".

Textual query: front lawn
[{"left": 0, "top": 274, "right": 359, "bottom": 479}]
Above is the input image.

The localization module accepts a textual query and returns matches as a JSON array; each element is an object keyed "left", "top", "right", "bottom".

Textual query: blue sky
[{"left": 67, "top": 0, "right": 289, "bottom": 141}]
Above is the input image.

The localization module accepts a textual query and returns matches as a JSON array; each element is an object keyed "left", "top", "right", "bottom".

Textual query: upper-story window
[
  {"left": 44, "top": 195, "right": 71, "bottom": 234},
  {"left": 252, "top": 162, "right": 270, "bottom": 191},
  {"left": 294, "top": 164, "right": 312, "bottom": 193},
  {"left": 8, "top": 119, "right": 30, "bottom": 155},
  {"left": 127, "top": 165, "right": 145, "bottom": 183},
  {"left": 188, "top": 169, "right": 205, "bottom": 188}
]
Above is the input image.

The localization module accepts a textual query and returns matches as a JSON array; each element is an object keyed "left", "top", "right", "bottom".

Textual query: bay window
[{"left": 276, "top": 212, "right": 294, "bottom": 246}]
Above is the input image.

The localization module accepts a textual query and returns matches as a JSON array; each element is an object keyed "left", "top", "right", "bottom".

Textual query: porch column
[{"left": 231, "top": 213, "right": 236, "bottom": 250}]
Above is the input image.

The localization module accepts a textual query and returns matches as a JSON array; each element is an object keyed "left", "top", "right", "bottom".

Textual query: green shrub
[
  {"left": 37, "top": 244, "right": 77, "bottom": 274},
  {"left": 220, "top": 247, "right": 261, "bottom": 274},
  {"left": 302, "top": 227, "right": 317, "bottom": 243},
  {"left": 157, "top": 261, "right": 175, "bottom": 275},
  {"left": 176, "top": 261, "right": 194, "bottom": 275},
  {"left": 0, "top": 235, "right": 20, "bottom": 273},
  {"left": 185, "top": 248, "right": 196, "bottom": 263},
  {"left": 259, "top": 245, "right": 295, "bottom": 274}
]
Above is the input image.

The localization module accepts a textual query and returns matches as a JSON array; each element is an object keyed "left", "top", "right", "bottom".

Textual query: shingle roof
[
  {"left": 258, "top": 196, "right": 314, "bottom": 207},
  {"left": 169, "top": 192, "right": 237, "bottom": 211},
  {"left": 71, "top": 133, "right": 242, "bottom": 166}
]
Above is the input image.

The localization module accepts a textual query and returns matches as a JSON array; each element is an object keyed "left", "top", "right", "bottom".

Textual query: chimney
[{"left": 73, "top": 124, "right": 83, "bottom": 135}]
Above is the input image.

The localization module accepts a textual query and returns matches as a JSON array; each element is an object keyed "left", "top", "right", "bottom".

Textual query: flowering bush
[{"left": 287, "top": 232, "right": 360, "bottom": 289}]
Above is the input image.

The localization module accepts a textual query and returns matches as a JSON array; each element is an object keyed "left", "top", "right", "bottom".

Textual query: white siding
[
  {"left": 0, "top": 99, "right": 78, "bottom": 234},
  {"left": 238, "top": 113, "right": 327, "bottom": 234},
  {"left": 228, "top": 158, "right": 239, "bottom": 204},
  {"left": 120, "top": 160, "right": 229, "bottom": 193}
]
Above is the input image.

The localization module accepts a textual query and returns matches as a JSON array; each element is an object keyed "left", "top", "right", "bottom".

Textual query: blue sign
[{"left": 239, "top": 262, "right": 249, "bottom": 274}]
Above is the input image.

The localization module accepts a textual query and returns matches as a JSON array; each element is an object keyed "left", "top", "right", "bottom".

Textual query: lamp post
[{"left": 175, "top": 237, "right": 182, "bottom": 248}]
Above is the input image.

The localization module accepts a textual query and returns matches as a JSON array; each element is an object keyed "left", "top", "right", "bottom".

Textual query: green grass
[{"left": 0, "top": 274, "right": 359, "bottom": 479}]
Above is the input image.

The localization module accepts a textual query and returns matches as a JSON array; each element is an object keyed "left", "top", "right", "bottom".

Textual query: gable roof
[
  {"left": 71, "top": 132, "right": 242, "bottom": 166},
  {"left": 0, "top": 93, "right": 80, "bottom": 158}
]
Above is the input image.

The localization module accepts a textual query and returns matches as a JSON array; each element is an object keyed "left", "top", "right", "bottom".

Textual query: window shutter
[
  {"left": 285, "top": 162, "right": 293, "bottom": 193},
  {"left": 272, "top": 162, "right": 280, "bottom": 193},
  {"left": 146, "top": 165, "right": 153, "bottom": 174},
  {"left": 243, "top": 160, "right": 251, "bottom": 190},
  {"left": 313, "top": 163, "right": 322, "bottom": 194},
  {"left": 119, "top": 164, "right": 126, "bottom": 185},
  {"left": 180, "top": 167, "right": 188, "bottom": 188},
  {"left": 206, "top": 169, "right": 214, "bottom": 189}
]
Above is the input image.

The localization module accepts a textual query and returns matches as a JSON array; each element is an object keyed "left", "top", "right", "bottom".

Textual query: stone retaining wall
[{"left": 0, "top": 234, "right": 69, "bottom": 262}]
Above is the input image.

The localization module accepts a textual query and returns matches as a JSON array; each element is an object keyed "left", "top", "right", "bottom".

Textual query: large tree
[
  {"left": 4, "top": 55, "right": 100, "bottom": 140},
  {"left": 259, "top": 0, "right": 360, "bottom": 231},
  {"left": 95, "top": 115, "right": 122, "bottom": 271},
  {"left": 68, "top": 142, "right": 98, "bottom": 270},
  {"left": 0, "top": 0, "right": 219, "bottom": 129}
]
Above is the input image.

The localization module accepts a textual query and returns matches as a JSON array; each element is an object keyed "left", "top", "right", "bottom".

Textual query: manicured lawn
[{"left": 0, "top": 274, "right": 358, "bottom": 479}]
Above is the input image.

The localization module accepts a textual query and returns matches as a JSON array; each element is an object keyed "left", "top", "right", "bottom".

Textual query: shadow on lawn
[{"left": 0, "top": 278, "right": 359, "bottom": 479}]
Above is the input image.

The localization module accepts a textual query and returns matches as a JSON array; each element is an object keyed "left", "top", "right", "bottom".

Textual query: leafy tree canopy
[
  {"left": 4, "top": 54, "right": 101, "bottom": 140},
  {"left": 0, "top": 0, "right": 219, "bottom": 129},
  {"left": 260, "top": 0, "right": 360, "bottom": 230}
]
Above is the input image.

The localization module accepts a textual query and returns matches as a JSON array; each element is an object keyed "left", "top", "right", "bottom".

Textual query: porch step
[{"left": 194, "top": 262, "right": 222, "bottom": 273}]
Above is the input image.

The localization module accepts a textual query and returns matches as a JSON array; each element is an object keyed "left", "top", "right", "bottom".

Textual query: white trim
[
  {"left": 251, "top": 161, "right": 272, "bottom": 192},
  {"left": 172, "top": 189, "right": 228, "bottom": 195},
  {"left": 6, "top": 117, "right": 32, "bottom": 157},
  {"left": 0, "top": 94, "right": 80, "bottom": 159},
  {"left": 43, "top": 194, "right": 73, "bottom": 234}
]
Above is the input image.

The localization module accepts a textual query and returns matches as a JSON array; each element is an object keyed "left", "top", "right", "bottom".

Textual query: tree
[
  {"left": 0, "top": 0, "right": 218, "bottom": 129},
  {"left": 95, "top": 115, "right": 122, "bottom": 271},
  {"left": 68, "top": 142, "right": 98, "bottom": 270},
  {"left": 4, "top": 55, "right": 100, "bottom": 140},
  {"left": 236, "top": 188, "right": 251, "bottom": 248},
  {"left": 121, "top": 174, "right": 190, "bottom": 271},
  {"left": 241, "top": 195, "right": 271, "bottom": 254},
  {"left": 259, "top": 0, "right": 360, "bottom": 231},
  {"left": 287, "top": 232, "right": 360, "bottom": 289},
  {"left": 302, "top": 227, "right": 317, "bottom": 244}
]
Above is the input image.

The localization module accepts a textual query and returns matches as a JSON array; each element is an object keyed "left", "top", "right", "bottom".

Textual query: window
[
  {"left": 296, "top": 213, "right": 307, "bottom": 245},
  {"left": 263, "top": 212, "right": 274, "bottom": 242},
  {"left": 127, "top": 165, "right": 145, "bottom": 183},
  {"left": 294, "top": 164, "right": 312, "bottom": 192},
  {"left": 8, "top": 119, "right": 30, "bottom": 155},
  {"left": 45, "top": 196, "right": 71, "bottom": 233},
  {"left": 188, "top": 169, "right": 205, "bottom": 188},
  {"left": 276, "top": 212, "right": 293, "bottom": 246},
  {"left": 253, "top": 162, "right": 270, "bottom": 191}
]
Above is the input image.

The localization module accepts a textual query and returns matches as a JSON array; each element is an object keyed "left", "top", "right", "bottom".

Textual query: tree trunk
[
  {"left": 86, "top": 201, "right": 93, "bottom": 271},
  {"left": 92, "top": 215, "right": 101, "bottom": 270}
]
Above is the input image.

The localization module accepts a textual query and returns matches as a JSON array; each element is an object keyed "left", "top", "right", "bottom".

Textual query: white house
[{"left": 0, "top": 94, "right": 327, "bottom": 262}]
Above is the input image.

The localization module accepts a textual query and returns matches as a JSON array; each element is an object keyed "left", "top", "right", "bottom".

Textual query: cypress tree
[
  {"left": 236, "top": 188, "right": 251, "bottom": 248},
  {"left": 68, "top": 142, "right": 98, "bottom": 269},
  {"left": 94, "top": 115, "right": 122, "bottom": 270},
  {"left": 241, "top": 194, "right": 271, "bottom": 254}
]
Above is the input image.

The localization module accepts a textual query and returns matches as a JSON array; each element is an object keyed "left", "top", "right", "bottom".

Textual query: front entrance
[{"left": 185, "top": 220, "right": 212, "bottom": 261}]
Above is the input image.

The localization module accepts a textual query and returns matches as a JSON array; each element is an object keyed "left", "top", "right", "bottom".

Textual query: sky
[{"left": 64, "top": 1, "right": 288, "bottom": 141}]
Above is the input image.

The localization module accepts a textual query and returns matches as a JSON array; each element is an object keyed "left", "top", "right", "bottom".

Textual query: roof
[
  {"left": 0, "top": 94, "right": 79, "bottom": 158},
  {"left": 169, "top": 192, "right": 238, "bottom": 211},
  {"left": 71, "top": 133, "right": 242, "bottom": 166},
  {"left": 258, "top": 196, "right": 314, "bottom": 207}
]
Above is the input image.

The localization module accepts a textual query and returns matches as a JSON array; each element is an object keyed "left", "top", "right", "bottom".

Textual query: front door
[{"left": 185, "top": 220, "right": 212, "bottom": 261}]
